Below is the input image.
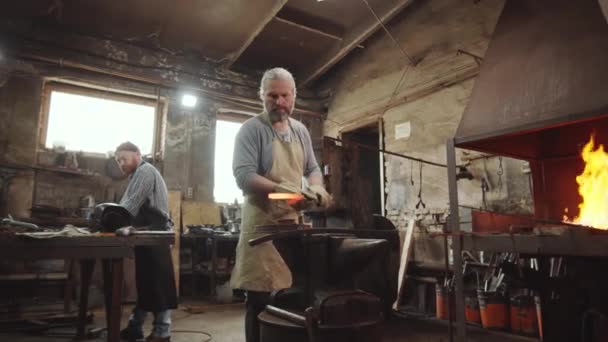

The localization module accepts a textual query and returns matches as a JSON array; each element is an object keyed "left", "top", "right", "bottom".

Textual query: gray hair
[{"left": 259, "top": 67, "right": 296, "bottom": 99}]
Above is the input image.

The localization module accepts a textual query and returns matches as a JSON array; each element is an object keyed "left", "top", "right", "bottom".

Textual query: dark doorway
[{"left": 342, "top": 124, "right": 382, "bottom": 228}]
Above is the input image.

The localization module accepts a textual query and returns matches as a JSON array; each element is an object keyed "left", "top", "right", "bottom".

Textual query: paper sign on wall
[{"left": 395, "top": 121, "right": 411, "bottom": 140}]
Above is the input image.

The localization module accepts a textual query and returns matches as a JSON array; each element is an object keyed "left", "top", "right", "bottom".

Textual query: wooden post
[{"left": 168, "top": 191, "right": 182, "bottom": 296}]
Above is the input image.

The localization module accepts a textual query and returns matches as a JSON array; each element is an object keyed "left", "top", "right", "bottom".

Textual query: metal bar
[
  {"left": 447, "top": 138, "right": 466, "bottom": 341},
  {"left": 443, "top": 225, "right": 453, "bottom": 342},
  {"left": 378, "top": 118, "right": 386, "bottom": 216},
  {"left": 324, "top": 136, "right": 448, "bottom": 168},
  {"left": 248, "top": 228, "right": 399, "bottom": 247},
  {"left": 265, "top": 305, "right": 307, "bottom": 326}
]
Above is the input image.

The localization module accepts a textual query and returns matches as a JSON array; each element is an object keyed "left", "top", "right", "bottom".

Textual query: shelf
[{"left": 461, "top": 229, "right": 608, "bottom": 256}]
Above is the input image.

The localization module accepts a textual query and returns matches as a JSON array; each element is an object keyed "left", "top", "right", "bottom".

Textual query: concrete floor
[{"left": 0, "top": 302, "right": 534, "bottom": 342}]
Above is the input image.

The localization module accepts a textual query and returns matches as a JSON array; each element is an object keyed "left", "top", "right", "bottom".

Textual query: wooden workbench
[{"left": 0, "top": 234, "right": 174, "bottom": 342}]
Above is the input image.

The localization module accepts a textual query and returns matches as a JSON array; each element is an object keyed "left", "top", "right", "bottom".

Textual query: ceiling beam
[
  {"left": 225, "top": 0, "right": 288, "bottom": 68},
  {"left": 299, "top": 0, "right": 415, "bottom": 87},
  {"left": 1, "top": 25, "right": 326, "bottom": 115}
]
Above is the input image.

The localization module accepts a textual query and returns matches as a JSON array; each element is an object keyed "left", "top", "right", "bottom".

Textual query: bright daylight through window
[
  {"left": 214, "top": 120, "right": 244, "bottom": 204},
  {"left": 45, "top": 90, "right": 156, "bottom": 155}
]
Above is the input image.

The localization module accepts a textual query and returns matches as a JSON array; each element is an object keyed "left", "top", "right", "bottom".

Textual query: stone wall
[{"left": 320, "top": 0, "right": 533, "bottom": 236}]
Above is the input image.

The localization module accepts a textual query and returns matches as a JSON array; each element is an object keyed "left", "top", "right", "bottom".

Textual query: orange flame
[{"left": 568, "top": 136, "right": 608, "bottom": 229}]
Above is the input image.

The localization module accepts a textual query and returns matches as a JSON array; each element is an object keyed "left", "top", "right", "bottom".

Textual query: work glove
[{"left": 304, "top": 184, "right": 333, "bottom": 209}]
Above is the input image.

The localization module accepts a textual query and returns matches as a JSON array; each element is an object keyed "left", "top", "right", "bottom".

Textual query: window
[
  {"left": 41, "top": 83, "right": 160, "bottom": 156},
  {"left": 214, "top": 120, "right": 244, "bottom": 204}
]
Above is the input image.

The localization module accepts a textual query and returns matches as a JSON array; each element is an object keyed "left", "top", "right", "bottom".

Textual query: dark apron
[{"left": 132, "top": 204, "right": 178, "bottom": 311}]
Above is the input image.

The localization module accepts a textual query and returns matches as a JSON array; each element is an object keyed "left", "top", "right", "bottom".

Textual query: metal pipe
[
  {"left": 265, "top": 305, "right": 307, "bottom": 326},
  {"left": 1, "top": 215, "right": 40, "bottom": 230},
  {"left": 324, "top": 136, "right": 449, "bottom": 168},
  {"left": 447, "top": 138, "right": 467, "bottom": 341},
  {"left": 442, "top": 223, "right": 453, "bottom": 342}
]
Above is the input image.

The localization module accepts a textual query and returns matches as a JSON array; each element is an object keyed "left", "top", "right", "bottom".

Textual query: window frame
[
  {"left": 38, "top": 81, "right": 167, "bottom": 159},
  {"left": 213, "top": 109, "right": 253, "bottom": 204}
]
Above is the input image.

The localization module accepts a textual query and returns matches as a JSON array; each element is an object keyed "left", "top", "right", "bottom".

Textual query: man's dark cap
[{"left": 116, "top": 141, "right": 140, "bottom": 154}]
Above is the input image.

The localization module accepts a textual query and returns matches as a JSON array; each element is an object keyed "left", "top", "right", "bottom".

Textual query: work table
[{"left": 0, "top": 234, "right": 174, "bottom": 342}]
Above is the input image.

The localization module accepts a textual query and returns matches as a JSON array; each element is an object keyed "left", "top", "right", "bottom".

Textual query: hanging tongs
[{"left": 415, "top": 162, "right": 426, "bottom": 209}]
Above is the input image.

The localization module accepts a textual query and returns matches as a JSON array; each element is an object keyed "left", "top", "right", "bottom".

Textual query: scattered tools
[
  {"left": 549, "top": 257, "right": 565, "bottom": 278},
  {"left": 410, "top": 160, "right": 414, "bottom": 186}
]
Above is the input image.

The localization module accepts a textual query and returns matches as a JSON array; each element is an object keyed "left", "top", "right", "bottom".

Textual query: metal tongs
[{"left": 1, "top": 214, "right": 40, "bottom": 230}]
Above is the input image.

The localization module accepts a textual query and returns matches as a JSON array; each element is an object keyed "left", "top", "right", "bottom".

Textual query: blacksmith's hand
[{"left": 304, "top": 185, "right": 333, "bottom": 209}]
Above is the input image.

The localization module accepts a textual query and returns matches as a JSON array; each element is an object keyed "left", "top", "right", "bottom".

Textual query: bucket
[
  {"left": 435, "top": 284, "right": 453, "bottom": 320},
  {"left": 510, "top": 295, "right": 538, "bottom": 336},
  {"left": 465, "top": 293, "right": 481, "bottom": 324},
  {"left": 478, "top": 290, "right": 509, "bottom": 330}
]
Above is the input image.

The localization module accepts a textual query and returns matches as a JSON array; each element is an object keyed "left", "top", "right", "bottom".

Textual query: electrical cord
[{"left": 360, "top": 0, "right": 417, "bottom": 65}]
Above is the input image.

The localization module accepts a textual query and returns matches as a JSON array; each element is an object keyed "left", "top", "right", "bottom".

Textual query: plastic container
[
  {"left": 478, "top": 290, "right": 509, "bottom": 330},
  {"left": 534, "top": 296, "right": 543, "bottom": 340},
  {"left": 510, "top": 295, "right": 538, "bottom": 336},
  {"left": 436, "top": 284, "right": 453, "bottom": 320},
  {"left": 465, "top": 293, "right": 481, "bottom": 324}
]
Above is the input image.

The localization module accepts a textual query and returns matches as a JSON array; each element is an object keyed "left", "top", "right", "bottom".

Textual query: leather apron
[
  {"left": 132, "top": 197, "right": 178, "bottom": 311},
  {"left": 230, "top": 113, "right": 304, "bottom": 292}
]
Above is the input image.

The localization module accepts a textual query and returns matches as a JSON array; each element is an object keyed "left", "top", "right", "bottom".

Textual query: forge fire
[{"left": 564, "top": 135, "right": 608, "bottom": 230}]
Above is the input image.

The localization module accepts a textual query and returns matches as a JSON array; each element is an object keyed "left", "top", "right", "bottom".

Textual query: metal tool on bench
[
  {"left": 115, "top": 226, "right": 174, "bottom": 237},
  {"left": 1, "top": 214, "right": 40, "bottom": 230},
  {"left": 90, "top": 203, "right": 132, "bottom": 232},
  {"left": 249, "top": 226, "right": 390, "bottom": 342}
]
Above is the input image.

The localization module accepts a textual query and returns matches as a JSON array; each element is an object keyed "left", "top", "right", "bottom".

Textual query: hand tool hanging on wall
[
  {"left": 481, "top": 178, "right": 489, "bottom": 210},
  {"left": 410, "top": 159, "right": 414, "bottom": 186},
  {"left": 481, "top": 157, "right": 494, "bottom": 191},
  {"left": 480, "top": 158, "right": 492, "bottom": 209},
  {"left": 497, "top": 157, "right": 504, "bottom": 191},
  {"left": 416, "top": 162, "right": 426, "bottom": 209}
]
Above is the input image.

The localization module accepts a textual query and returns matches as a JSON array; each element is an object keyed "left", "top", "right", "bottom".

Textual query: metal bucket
[
  {"left": 478, "top": 290, "right": 509, "bottom": 330},
  {"left": 510, "top": 295, "right": 538, "bottom": 337}
]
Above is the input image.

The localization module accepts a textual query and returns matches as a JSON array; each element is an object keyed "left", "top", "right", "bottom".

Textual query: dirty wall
[{"left": 320, "top": 0, "right": 533, "bottom": 237}]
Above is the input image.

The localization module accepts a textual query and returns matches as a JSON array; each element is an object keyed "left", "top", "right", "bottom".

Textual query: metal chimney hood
[{"left": 454, "top": 0, "right": 608, "bottom": 160}]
